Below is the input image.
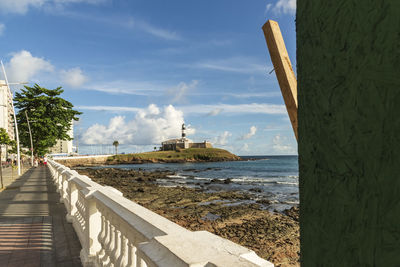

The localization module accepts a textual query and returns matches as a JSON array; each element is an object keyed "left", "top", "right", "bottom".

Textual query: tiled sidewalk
[{"left": 0, "top": 167, "right": 82, "bottom": 267}]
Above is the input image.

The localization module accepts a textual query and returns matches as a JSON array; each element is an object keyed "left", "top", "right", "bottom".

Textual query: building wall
[
  {"left": 298, "top": 1, "right": 400, "bottom": 266},
  {"left": 49, "top": 124, "right": 73, "bottom": 154},
  {"left": 0, "top": 80, "right": 15, "bottom": 140},
  {"left": 162, "top": 143, "right": 177, "bottom": 151},
  {"left": 162, "top": 141, "right": 212, "bottom": 151},
  {"left": 189, "top": 142, "right": 212, "bottom": 149},
  {"left": 0, "top": 80, "right": 15, "bottom": 161}
]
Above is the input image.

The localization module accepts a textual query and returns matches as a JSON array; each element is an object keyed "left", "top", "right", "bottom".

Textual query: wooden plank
[{"left": 262, "top": 20, "right": 298, "bottom": 141}]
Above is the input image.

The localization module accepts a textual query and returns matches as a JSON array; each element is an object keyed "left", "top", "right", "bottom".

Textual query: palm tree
[{"left": 113, "top": 140, "right": 119, "bottom": 155}]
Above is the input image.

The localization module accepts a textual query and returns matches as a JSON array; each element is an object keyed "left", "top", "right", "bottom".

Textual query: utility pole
[
  {"left": 262, "top": 20, "right": 298, "bottom": 141},
  {"left": 25, "top": 110, "right": 34, "bottom": 166}
]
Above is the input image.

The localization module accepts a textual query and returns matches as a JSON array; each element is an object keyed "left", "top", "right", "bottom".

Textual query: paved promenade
[{"left": 0, "top": 166, "right": 82, "bottom": 266}]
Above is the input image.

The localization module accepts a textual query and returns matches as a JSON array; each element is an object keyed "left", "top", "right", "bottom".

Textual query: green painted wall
[{"left": 297, "top": 1, "right": 400, "bottom": 266}]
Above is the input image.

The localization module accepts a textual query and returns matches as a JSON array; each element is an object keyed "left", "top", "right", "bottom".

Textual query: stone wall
[
  {"left": 54, "top": 155, "right": 111, "bottom": 167},
  {"left": 189, "top": 142, "right": 212, "bottom": 149}
]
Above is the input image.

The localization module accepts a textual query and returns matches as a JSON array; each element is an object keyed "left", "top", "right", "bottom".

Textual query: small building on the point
[{"left": 161, "top": 123, "right": 212, "bottom": 151}]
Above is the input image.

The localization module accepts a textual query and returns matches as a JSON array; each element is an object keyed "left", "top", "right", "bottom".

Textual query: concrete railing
[{"left": 48, "top": 159, "right": 273, "bottom": 267}]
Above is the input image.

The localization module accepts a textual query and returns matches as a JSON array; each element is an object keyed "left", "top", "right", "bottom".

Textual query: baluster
[
  {"left": 116, "top": 228, "right": 128, "bottom": 267},
  {"left": 103, "top": 217, "right": 113, "bottom": 265},
  {"left": 108, "top": 221, "right": 120, "bottom": 266},
  {"left": 97, "top": 212, "right": 106, "bottom": 257},
  {"left": 98, "top": 210, "right": 109, "bottom": 264},
  {"left": 127, "top": 241, "right": 136, "bottom": 267}
]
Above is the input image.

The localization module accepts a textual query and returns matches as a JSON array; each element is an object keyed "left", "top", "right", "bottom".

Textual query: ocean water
[{"left": 92, "top": 155, "right": 299, "bottom": 212}]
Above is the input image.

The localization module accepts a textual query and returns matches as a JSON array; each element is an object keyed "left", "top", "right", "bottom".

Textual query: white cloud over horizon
[
  {"left": 212, "top": 131, "right": 232, "bottom": 146},
  {"left": 240, "top": 126, "right": 257, "bottom": 140},
  {"left": 272, "top": 134, "right": 296, "bottom": 154},
  {"left": 265, "top": 0, "right": 296, "bottom": 15},
  {"left": 81, "top": 104, "right": 193, "bottom": 145}
]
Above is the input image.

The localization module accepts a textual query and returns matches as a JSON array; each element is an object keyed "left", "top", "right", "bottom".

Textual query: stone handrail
[{"left": 48, "top": 159, "right": 273, "bottom": 267}]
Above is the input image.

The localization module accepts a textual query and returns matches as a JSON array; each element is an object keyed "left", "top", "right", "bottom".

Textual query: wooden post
[{"left": 262, "top": 20, "right": 298, "bottom": 141}]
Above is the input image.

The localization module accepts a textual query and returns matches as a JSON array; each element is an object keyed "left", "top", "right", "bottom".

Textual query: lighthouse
[
  {"left": 182, "top": 123, "right": 186, "bottom": 139},
  {"left": 161, "top": 123, "right": 212, "bottom": 150}
]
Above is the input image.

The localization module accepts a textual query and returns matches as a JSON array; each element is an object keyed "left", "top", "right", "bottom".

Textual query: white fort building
[{"left": 161, "top": 123, "right": 212, "bottom": 151}]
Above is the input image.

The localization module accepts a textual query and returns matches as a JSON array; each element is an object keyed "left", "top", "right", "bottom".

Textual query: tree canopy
[
  {"left": 14, "top": 84, "right": 82, "bottom": 156},
  {"left": 0, "top": 128, "right": 13, "bottom": 147},
  {"left": 0, "top": 128, "right": 14, "bottom": 188}
]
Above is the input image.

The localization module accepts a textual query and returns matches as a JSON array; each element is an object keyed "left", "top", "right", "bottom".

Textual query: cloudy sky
[{"left": 0, "top": 0, "right": 297, "bottom": 155}]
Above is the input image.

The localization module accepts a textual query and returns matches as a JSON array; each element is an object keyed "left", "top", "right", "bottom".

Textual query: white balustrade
[{"left": 48, "top": 159, "right": 273, "bottom": 267}]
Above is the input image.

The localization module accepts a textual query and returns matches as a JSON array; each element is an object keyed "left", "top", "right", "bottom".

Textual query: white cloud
[
  {"left": 81, "top": 104, "right": 191, "bottom": 145},
  {"left": 5, "top": 50, "right": 88, "bottom": 86},
  {"left": 83, "top": 79, "right": 194, "bottom": 96},
  {"left": 6, "top": 50, "right": 54, "bottom": 82},
  {"left": 52, "top": 10, "right": 182, "bottom": 41},
  {"left": 136, "top": 21, "right": 182, "bottom": 41},
  {"left": 212, "top": 131, "right": 232, "bottom": 146},
  {"left": 181, "top": 103, "right": 286, "bottom": 115},
  {"left": 272, "top": 134, "right": 297, "bottom": 154},
  {"left": 240, "top": 143, "right": 250, "bottom": 152},
  {"left": 78, "top": 103, "right": 287, "bottom": 116},
  {"left": 167, "top": 80, "right": 198, "bottom": 103},
  {"left": 207, "top": 108, "right": 223, "bottom": 116},
  {"left": 0, "top": 0, "right": 107, "bottom": 14},
  {"left": 60, "top": 67, "right": 87, "bottom": 87},
  {"left": 76, "top": 105, "right": 141, "bottom": 113},
  {"left": 83, "top": 80, "right": 162, "bottom": 95},
  {"left": 265, "top": 0, "right": 296, "bottom": 15},
  {"left": 0, "top": 0, "right": 45, "bottom": 14},
  {"left": 240, "top": 126, "right": 257, "bottom": 140},
  {"left": 0, "top": 24, "right": 5, "bottom": 36},
  {"left": 193, "top": 57, "right": 267, "bottom": 74}
]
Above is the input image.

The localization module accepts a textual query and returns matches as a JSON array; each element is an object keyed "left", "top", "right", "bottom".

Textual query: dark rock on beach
[{"left": 74, "top": 167, "right": 300, "bottom": 267}]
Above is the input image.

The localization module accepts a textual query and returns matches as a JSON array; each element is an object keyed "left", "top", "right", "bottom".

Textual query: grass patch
[{"left": 107, "top": 148, "right": 240, "bottom": 163}]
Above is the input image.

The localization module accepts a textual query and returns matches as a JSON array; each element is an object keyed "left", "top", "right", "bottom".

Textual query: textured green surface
[{"left": 297, "top": 1, "right": 400, "bottom": 266}]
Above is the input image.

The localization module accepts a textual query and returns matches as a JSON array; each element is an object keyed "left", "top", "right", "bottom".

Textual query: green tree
[
  {"left": 0, "top": 128, "right": 14, "bottom": 188},
  {"left": 113, "top": 140, "right": 119, "bottom": 155},
  {"left": 14, "top": 84, "right": 82, "bottom": 157}
]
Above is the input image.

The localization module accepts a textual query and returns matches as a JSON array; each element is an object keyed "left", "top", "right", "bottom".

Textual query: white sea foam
[
  {"left": 282, "top": 201, "right": 299, "bottom": 204},
  {"left": 276, "top": 181, "right": 298, "bottom": 185},
  {"left": 193, "top": 177, "right": 213, "bottom": 180},
  {"left": 167, "top": 174, "right": 187, "bottom": 179}
]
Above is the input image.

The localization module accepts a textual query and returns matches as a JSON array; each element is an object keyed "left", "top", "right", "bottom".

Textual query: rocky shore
[{"left": 74, "top": 167, "right": 300, "bottom": 267}]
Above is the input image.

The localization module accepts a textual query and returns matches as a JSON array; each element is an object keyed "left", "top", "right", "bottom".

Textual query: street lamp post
[
  {"left": 1, "top": 61, "right": 22, "bottom": 175},
  {"left": 25, "top": 110, "right": 34, "bottom": 166}
]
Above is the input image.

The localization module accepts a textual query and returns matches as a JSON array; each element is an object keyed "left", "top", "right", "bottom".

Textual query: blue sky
[{"left": 0, "top": 0, "right": 297, "bottom": 155}]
